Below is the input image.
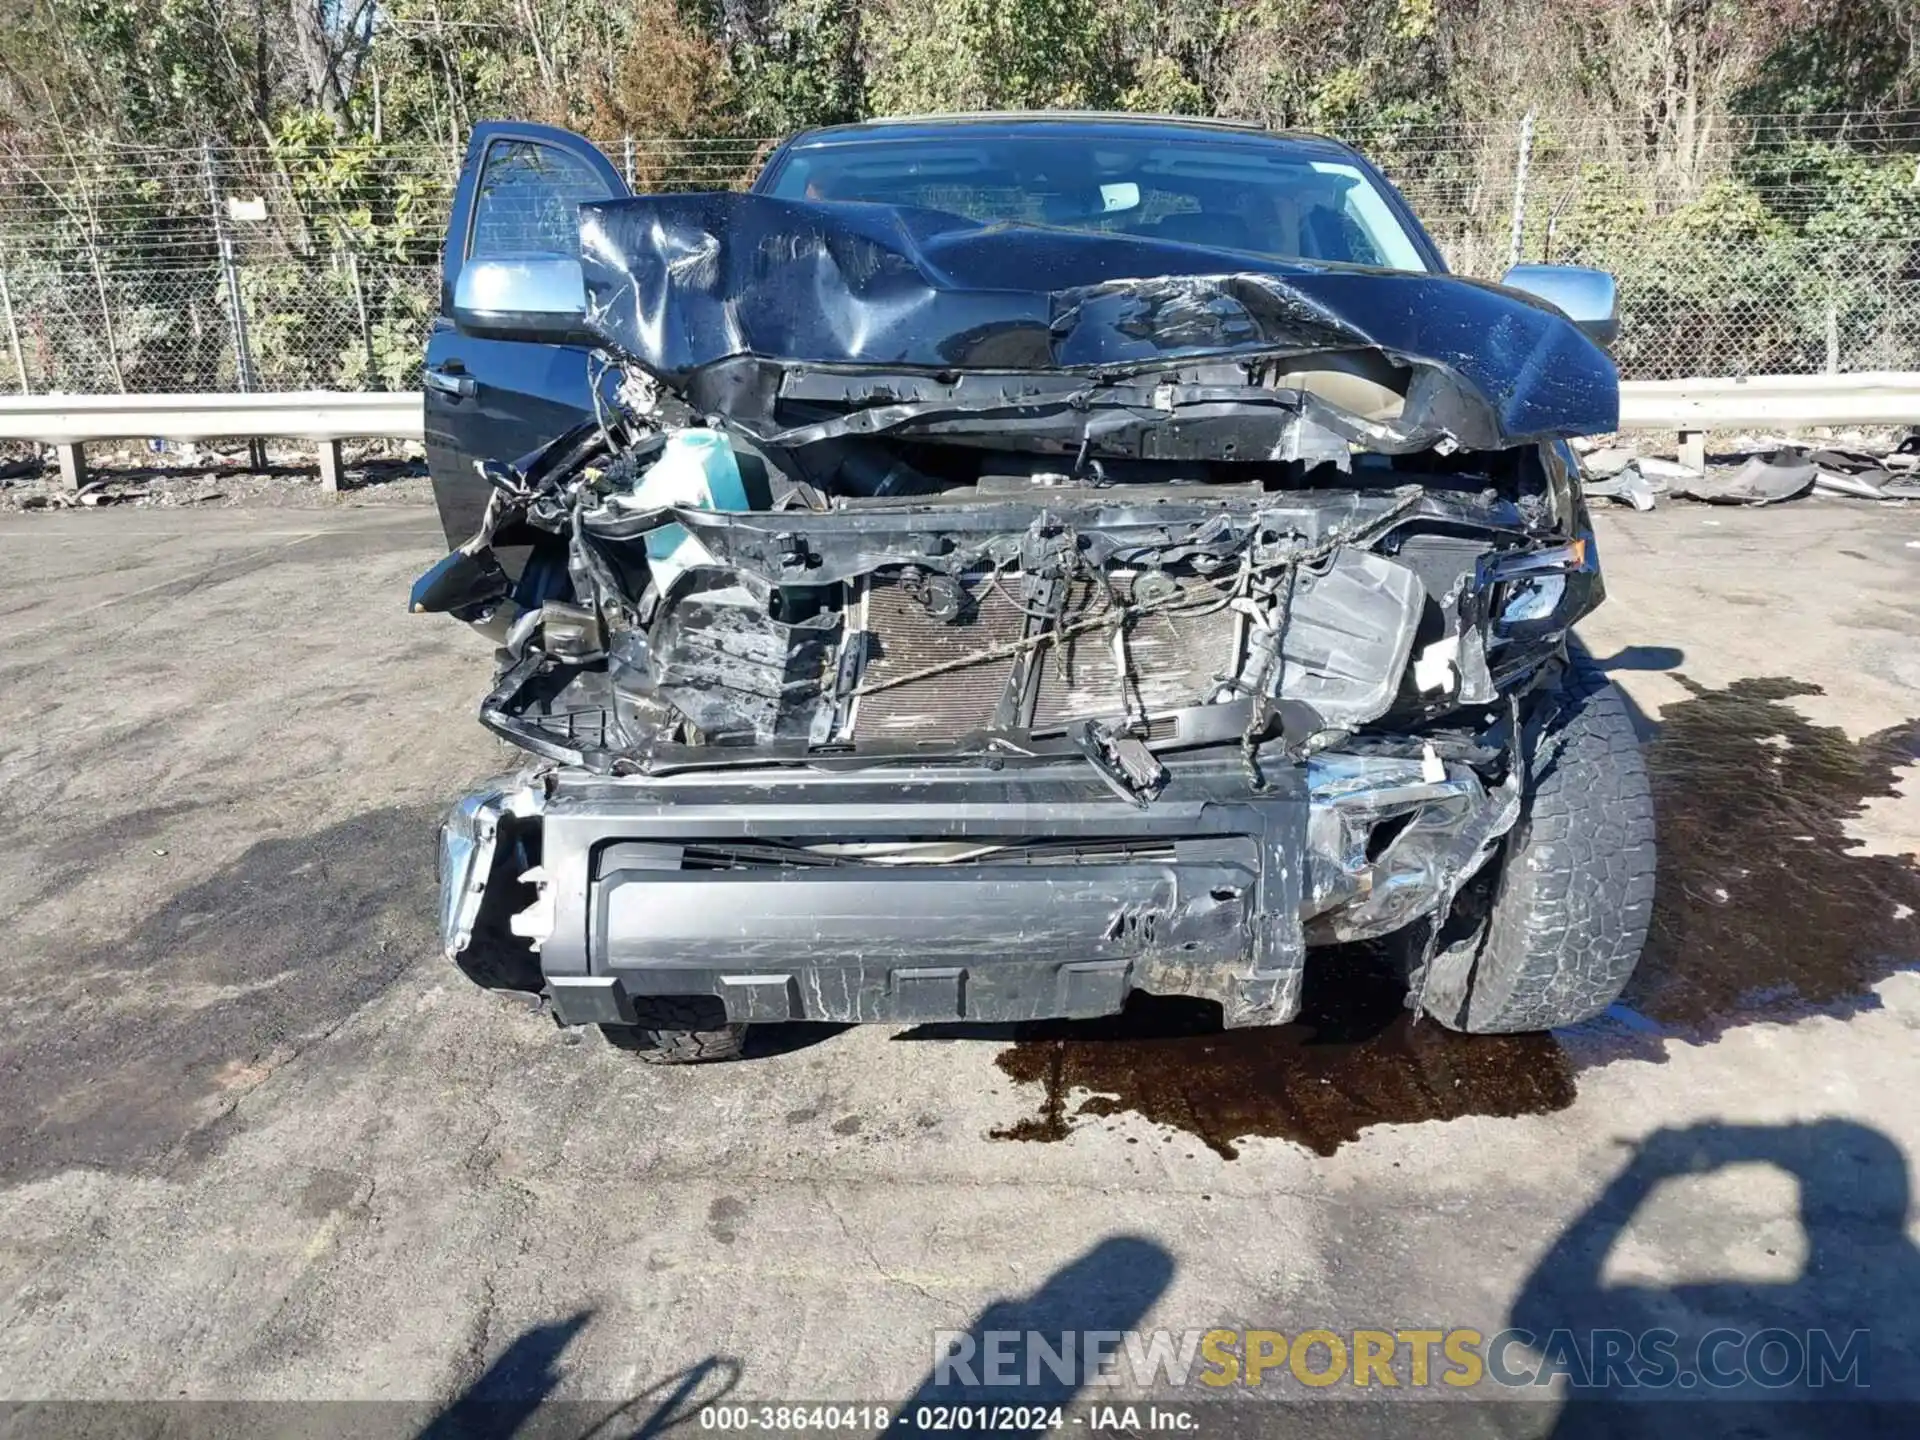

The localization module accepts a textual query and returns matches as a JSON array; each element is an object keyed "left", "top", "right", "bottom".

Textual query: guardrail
[
  {"left": 0, "top": 391, "right": 423, "bottom": 492},
  {"left": 3, "top": 374, "right": 1917, "bottom": 494},
  {"left": 1616, "top": 371, "right": 1920, "bottom": 469}
]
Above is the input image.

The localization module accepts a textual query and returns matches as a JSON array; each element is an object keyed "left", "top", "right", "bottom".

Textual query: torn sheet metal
[
  {"left": 1813, "top": 466, "right": 1889, "bottom": 500},
  {"left": 1807, "top": 447, "right": 1920, "bottom": 500},
  {"left": 575, "top": 192, "right": 1619, "bottom": 452},
  {"left": 1583, "top": 459, "right": 1661, "bottom": 510},
  {"left": 1590, "top": 441, "right": 1920, "bottom": 513},
  {"left": 438, "top": 773, "right": 547, "bottom": 959},
  {"left": 1300, "top": 751, "right": 1520, "bottom": 943},
  {"left": 1672, "top": 451, "right": 1817, "bottom": 505}
]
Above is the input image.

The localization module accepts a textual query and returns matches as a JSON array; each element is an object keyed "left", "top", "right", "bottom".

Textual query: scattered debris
[
  {"left": 1579, "top": 446, "right": 1637, "bottom": 479},
  {"left": 1582, "top": 462, "right": 1661, "bottom": 510},
  {"left": 1634, "top": 456, "right": 1705, "bottom": 482},
  {"left": 0, "top": 438, "right": 429, "bottom": 514},
  {"left": 1582, "top": 429, "right": 1920, "bottom": 511},
  {"left": 1807, "top": 446, "right": 1920, "bottom": 500},
  {"left": 0, "top": 454, "right": 44, "bottom": 486},
  {"left": 1671, "top": 450, "right": 1816, "bottom": 505}
]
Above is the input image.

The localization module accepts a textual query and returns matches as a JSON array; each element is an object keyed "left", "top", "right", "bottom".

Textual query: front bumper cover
[{"left": 438, "top": 749, "right": 1517, "bottom": 1030}]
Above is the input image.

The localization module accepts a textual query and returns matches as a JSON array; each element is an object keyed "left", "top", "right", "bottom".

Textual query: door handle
[{"left": 425, "top": 366, "right": 477, "bottom": 399}]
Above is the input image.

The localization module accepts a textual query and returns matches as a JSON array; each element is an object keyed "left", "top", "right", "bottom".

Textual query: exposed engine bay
[
  {"left": 423, "top": 192, "right": 1617, "bottom": 1031},
  {"left": 441, "top": 430, "right": 1592, "bottom": 789}
]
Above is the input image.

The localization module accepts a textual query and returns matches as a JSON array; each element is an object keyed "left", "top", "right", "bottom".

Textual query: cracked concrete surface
[{"left": 0, "top": 500, "right": 1916, "bottom": 1420}]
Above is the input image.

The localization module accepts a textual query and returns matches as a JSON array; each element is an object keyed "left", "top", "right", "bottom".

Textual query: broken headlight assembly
[{"left": 1481, "top": 533, "right": 1602, "bottom": 685}]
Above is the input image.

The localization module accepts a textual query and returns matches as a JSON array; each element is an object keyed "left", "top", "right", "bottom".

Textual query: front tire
[
  {"left": 599, "top": 996, "right": 747, "bottom": 1064},
  {"left": 1415, "top": 652, "right": 1657, "bottom": 1033}
]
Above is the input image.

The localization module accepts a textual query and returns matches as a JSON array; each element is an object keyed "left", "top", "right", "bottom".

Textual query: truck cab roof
[{"left": 771, "top": 111, "right": 1368, "bottom": 162}]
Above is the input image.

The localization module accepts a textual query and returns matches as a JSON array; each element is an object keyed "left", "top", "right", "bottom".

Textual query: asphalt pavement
[{"left": 0, "top": 495, "right": 1916, "bottom": 1434}]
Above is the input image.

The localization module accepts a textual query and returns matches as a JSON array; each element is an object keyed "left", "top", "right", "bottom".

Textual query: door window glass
[{"left": 468, "top": 140, "right": 611, "bottom": 259}]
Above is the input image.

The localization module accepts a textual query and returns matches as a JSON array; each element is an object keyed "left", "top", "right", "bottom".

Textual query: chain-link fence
[
  {"left": 0, "top": 118, "right": 1913, "bottom": 393},
  {"left": 1346, "top": 112, "right": 1920, "bottom": 381}
]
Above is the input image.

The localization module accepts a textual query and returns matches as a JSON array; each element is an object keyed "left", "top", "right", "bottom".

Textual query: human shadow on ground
[
  {"left": 1593, "top": 644, "right": 1685, "bottom": 675},
  {"left": 893, "top": 1234, "right": 1177, "bottom": 1431},
  {"left": 409, "top": 1238, "right": 1169, "bottom": 1439},
  {"left": 417, "top": 1311, "right": 594, "bottom": 1440},
  {"left": 415, "top": 1317, "right": 739, "bottom": 1440},
  {"left": 1509, "top": 1119, "right": 1920, "bottom": 1437}
]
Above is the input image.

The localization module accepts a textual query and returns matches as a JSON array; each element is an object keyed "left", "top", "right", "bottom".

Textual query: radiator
[{"left": 851, "top": 570, "right": 1237, "bottom": 738}]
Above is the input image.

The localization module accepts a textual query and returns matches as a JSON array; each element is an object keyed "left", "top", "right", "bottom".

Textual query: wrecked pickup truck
[{"left": 418, "top": 114, "right": 1656, "bottom": 1062}]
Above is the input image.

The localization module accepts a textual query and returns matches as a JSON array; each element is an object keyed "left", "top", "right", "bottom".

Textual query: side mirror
[
  {"left": 1500, "top": 264, "right": 1619, "bottom": 348},
  {"left": 452, "top": 257, "right": 594, "bottom": 345}
]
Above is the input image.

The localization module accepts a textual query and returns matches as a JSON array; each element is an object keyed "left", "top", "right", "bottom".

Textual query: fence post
[
  {"left": 623, "top": 134, "right": 636, "bottom": 189},
  {"left": 347, "top": 250, "right": 377, "bottom": 390},
  {"left": 84, "top": 237, "right": 126, "bottom": 392},
  {"left": 1507, "top": 109, "right": 1535, "bottom": 271},
  {"left": 204, "top": 141, "right": 268, "bottom": 470},
  {"left": 0, "top": 263, "right": 27, "bottom": 395}
]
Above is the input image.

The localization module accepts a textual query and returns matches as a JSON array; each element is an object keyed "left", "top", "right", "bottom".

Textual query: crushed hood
[{"left": 576, "top": 191, "right": 1619, "bottom": 453}]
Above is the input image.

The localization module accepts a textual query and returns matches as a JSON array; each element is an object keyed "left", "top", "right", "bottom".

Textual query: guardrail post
[
  {"left": 317, "top": 439, "right": 343, "bottom": 493},
  {"left": 1678, "top": 429, "right": 1706, "bottom": 472},
  {"left": 55, "top": 443, "right": 84, "bottom": 491}
]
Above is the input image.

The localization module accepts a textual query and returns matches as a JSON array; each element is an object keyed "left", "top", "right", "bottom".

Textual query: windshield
[{"left": 763, "top": 132, "right": 1430, "bottom": 272}]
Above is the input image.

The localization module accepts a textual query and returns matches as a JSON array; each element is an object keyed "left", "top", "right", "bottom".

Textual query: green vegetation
[{"left": 0, "top": 0, "right": 1917, "bottom": 387}]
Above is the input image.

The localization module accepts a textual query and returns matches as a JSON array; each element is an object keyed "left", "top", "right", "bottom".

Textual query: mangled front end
[{"left": 427, "top": 194, "right": 1615, "bottom": 1029}]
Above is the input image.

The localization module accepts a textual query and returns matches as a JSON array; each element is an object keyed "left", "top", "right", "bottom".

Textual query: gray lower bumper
[{"left": 439, "top": 751, "right": 1512, "bottom": 1030}]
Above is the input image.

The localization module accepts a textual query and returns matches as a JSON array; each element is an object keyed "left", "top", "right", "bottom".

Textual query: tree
[{"left": 865, "top": 0, "right": 1128, "bottom": 114}]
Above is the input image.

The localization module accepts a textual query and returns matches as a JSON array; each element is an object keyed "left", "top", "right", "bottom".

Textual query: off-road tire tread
[
  {"left": 1421, "top": 652, "right": 1657, "bottom": 1033},
  {"left": 599, "top": 996, "right": 747, "bottom": 1064}
]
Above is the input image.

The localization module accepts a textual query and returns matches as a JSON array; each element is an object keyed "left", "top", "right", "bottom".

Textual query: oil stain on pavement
[
  {"left": 1623, "top": 675, "right": 1920, "bottom": 1035},
  {"left": 991, "top": 970, "right": 1574, "bottom": 1159},
  {"left": 987, "top": 674, "right": 1920, "bottom": 1157}
]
